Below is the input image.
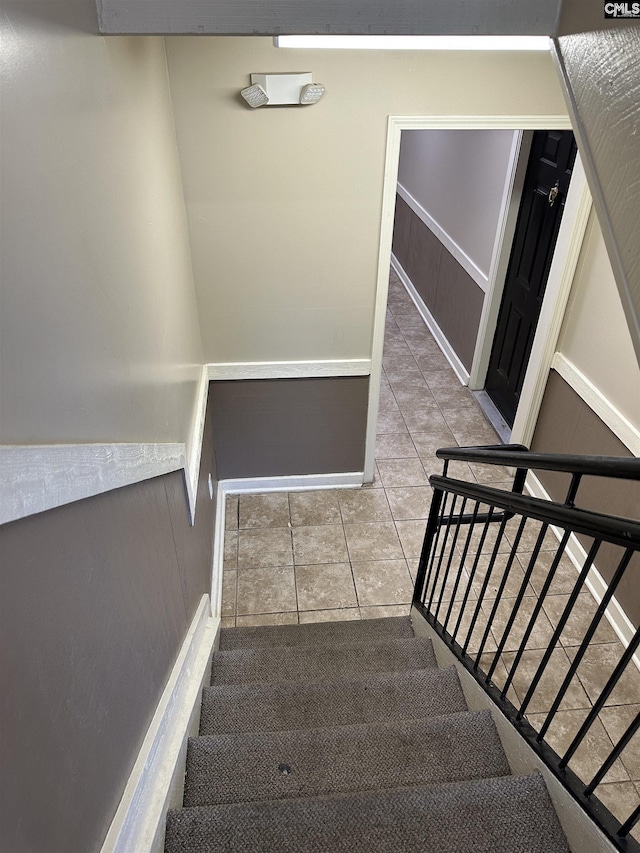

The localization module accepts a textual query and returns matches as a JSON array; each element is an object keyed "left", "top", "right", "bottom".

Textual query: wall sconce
[{"left": 240, "top": 73, "right": 325, "bottom": 108}]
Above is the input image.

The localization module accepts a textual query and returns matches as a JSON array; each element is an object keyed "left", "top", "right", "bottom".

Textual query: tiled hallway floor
[{"left": 220, "top": 267, "right": 640, "bottom": 835}]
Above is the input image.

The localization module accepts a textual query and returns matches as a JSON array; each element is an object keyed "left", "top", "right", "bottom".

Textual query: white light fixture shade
[
  {"left": 300, "top": 82, "right": 325, "bottom": 104},
  {"left": 241, "top": 83, "right": 269, "bottom": 108},
  {"left": 274, "top": 35, "right": 550, "bottom": 51},
  {"left": 240, "top": 73, "right": 325, "bottom": 107}
]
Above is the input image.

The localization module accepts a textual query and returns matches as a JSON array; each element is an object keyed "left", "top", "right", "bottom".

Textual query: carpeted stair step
[
  {"left": 165, "top": 773, "right": 570, "bottom": 853},
  {"left": 184, "top": 709, "right": 510, "bottom": 807},
  {"left": 211, "top": 637, "right": 436, "bottom": 686},
  {"left": 218, "top": 615, "right": 414, "bottom": 651},
  {"left": 200, "top": 666, "right": 466, "bottom": 735}
]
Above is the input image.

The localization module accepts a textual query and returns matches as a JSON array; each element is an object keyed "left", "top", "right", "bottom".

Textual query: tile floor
[{"left": 220, "top": 267, "right": 639, "bottom": 837}]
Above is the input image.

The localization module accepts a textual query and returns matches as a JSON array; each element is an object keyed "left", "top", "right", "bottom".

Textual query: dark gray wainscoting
[
  {"left": 392, "top": 194, "right": 484, "bottom": 372},
  {"left": 210, "top": 376, "right": 369, "bottom": 480},
  {"left": 0, "top": 393, "right": 218, "bottom": 853},
  {"left": 531, "top": 370, "right": 640, "bottom": 628}
]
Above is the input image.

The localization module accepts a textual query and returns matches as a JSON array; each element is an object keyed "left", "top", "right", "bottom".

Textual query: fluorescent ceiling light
[{"left": 274, "top": 36, "right": 550, "bottom": 51}]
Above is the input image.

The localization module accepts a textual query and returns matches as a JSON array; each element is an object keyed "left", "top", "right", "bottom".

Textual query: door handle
[{"left": 548, "top": 181, "right": 559, "bottom": 207}]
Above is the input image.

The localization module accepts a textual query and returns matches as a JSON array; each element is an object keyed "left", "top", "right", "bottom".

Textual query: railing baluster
[
  {"left": 485, "top": 521, "right": 551, "bottom": 686},
  {"left": 414, "top": 488, "right": 444, "bottom": 607},
  {"left": 618, "top": 803, "right": 640, "bottom": 839},
  {"left": 434, "top": 498, "right": 468, "bottom": 622},
  {"left": 585, "top": 710, "right": 640, "bottom": 796},
  {"left": 537, "top": 548, "right": 634, "bottom": 742},
  {"left": 442, "top": 501, "right": 480, "bottom": 635},
  {"left": 461, "top": 511, "right": 508, "bottom": 658},
  {"left": 474, "top": 514, "right": 527, "bottom": 668},
  {"left": 499, "top": 526, "right": 570, "bottom": 700},
  {"left": 559, "top": 625, "right": 640, "bottom": 770},
  {"left": 427, "top": 494, "right": 459, "bottom": 612},
  {"left": 516, "top": 537, "right": 602, "bottom": 721},
  {"left": 452, "top": 505, "right": 496, "bottom": 645}
]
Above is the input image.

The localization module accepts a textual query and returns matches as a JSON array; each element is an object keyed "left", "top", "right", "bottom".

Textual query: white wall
[
  {"left": 557, "top": 210, "right": 640, "bottom": 430},
  {"left": 0, "top": 0, "right": 203, "bottom": 450},
  {"left": 397, "top": 129, "right": 518, "bottom": 281},
  {"left": 165, "top": 38, "right": 568, "bottom": 364}
]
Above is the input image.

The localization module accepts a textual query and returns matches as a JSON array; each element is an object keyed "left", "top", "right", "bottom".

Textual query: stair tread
[
  {"left": 166, "top": 773, "right": 570, "bottom": 853},
  {"left": 211, "top": 637, "right": 436, "bottom": 685},
  {"left": 184, "top": 709, "right": 510, "bottom": 807},
  {"left": 201, "top": 666, "right": 467, "bottom": 735},
  {"left": 218, "top": 615, "right": 414, "bottom": 650}
]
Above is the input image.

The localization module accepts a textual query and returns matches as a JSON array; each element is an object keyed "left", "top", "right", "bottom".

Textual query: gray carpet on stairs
[
  {"left": 200, "top": 665, "right": 467, "bottom": 735},
  {"left": 184, "top": 709, "right": 510, "bottom": 807},
  {"left": 218, "top": 615, "right": 414, "bottom": 650},
  {"left": 211, "top": 637, "right": 436, "bottom": 685},
  {"left": 165, "top": 773, "right": 571, "bottom": 853}
]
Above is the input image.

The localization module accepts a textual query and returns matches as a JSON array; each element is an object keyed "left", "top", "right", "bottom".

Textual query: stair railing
[{"left": 413, "top": 445, "right": 640, "bottom": 852}]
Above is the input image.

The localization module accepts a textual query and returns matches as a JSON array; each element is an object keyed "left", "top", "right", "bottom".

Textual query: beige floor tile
[
  {"left": 469, "top": 463, "right": 513, "bottom": 484},
  {"left": 376, "top": 408, "right": 409, "bottom": 435},
  {"left": 221, "top": 571, "right": 236, "bottom": 617},
  {"left": 395, "top": 519, "right": 427, "bottom": 560},
  {"left": 289, "top": 490, "right": 341, "bottom": 526},
  {"left": 505, "top": 517, "right": 559, "bottom": 552},
  {"left": 403, "top": 407, "right": 459, "bottom": 435},
  {"left": 344, "top": 522, "right": 404, "bottom": 562},
  {"left": 236, "top": 611, "right": 299, "bottom": 627},
  {"left": 503, "top": 647, "right": 591, "bottom": 714},
  {"left": 469, "top": 553, "right": 536, "bottom": 601},
  {"left": 478, "top": 652, "right": 520, "bottom": 705},
  {"left": 237, "top": 528, "right": 293, "bottom": 569},
  {"left": 393, "top": 384, "right": 439, "bottom": 415},
  {"left": 489, "top": 595, "right": 556, "bottom": 652},
  {"left": 223, "top": 530, "right": 238, "bottom": 570},
  {"left": 225, "top": 495, "right": 238, "bottom": 530},
  {"left": 528, "top": 709, "right": 630, "bottom": 785},
  {"left": 377, "top": 458, "right": 429, "bottom": 488},
  {"left": 569, "top": 642, "right": 640, "bottom": 708},
  {"left": 596, "top": 782, "right": 640, "bottom": 841},
  {"left": 360, "top": 604, "right": 412, "bottom": 619},
  {"left": 351, "top": 559, "right": 414, "bottom": 607},
  {"left": 299, "top": 608, "right": 361, "bottom": 624},
  {"left": 292, "top": 524, "right": 349, "bottom": 565},
  {"left": 295, "top": 563, "right": 358, "bottom": 611},
  {"left": 421, "top": 458, "right": 475, "bottom": 481},
  {"left": 425, "top": 564, "right": 477, "bottom": 609},
  {"left": 338, "top": 489, "right": 392, "bottom": 523},
  {"left": 424, "top": 367, "right": 465, "bottom": 390},
  {"left": 429, "top": 385, "right": 477, "bottom": 411},
  {"left": 374, "top": 433, "right": 417, "bottom": 459},
  {"left": 220, "top": 616, "right": 236, "bottom": 628},
  {"left": 382, "top": 339, "right": 412, "bottom": 358},
  {"left": 542, "top": 592, "right": 619, "bottom": 646},
  {"left": 519, "top": 550, "right": 580, "bottom": 596},
  {"left": 386, "top": 486, "right": 432, "bottom": 520},
  {"left": 409, "top": 421, "right": 458, "bottom": 456},
  {"left": 442, "top": 408, "right": 499, "bottom": 445},
  {"left": 442, "top": 600, "right": 498, "bottom": 654},
  {"left": 239, "top": 493, "right": 290, "bottom": 529},
  {"left": 462, "top": 521, "right": 513, "bottom": 557},
  {"left": 599, "top": 704, "right": 640, "bottom": 781},
  {"left": 236, "top": 566, "right": 298, "bottom": 615},
  {"left": 361, "top": 464, "right": 384, "bottom": 489}
]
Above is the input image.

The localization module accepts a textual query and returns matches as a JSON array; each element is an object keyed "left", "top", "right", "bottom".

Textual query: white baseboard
[
  {"left": 208, "top": 360, "right": 371, "bottom": 381},
  {"left": 525, "top": 472, "right": 639, "bottom": 671},
  {"left": 221, "top": 471, "right": 364, "bottom": 495},
  {"left": 100, "top": 595, "right": 219, "bottom": 853},
  {"left": 391, "top": 254, "right": 470, "bottom": 386}
]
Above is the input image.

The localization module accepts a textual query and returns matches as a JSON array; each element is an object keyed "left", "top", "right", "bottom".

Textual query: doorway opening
[{"left": 364, "top": 116, "right": 590, "bottom": 484}]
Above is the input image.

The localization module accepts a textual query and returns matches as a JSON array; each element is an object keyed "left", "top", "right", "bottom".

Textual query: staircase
[{"left": 164, "top": 616, "right": 570, "bottom": 852}]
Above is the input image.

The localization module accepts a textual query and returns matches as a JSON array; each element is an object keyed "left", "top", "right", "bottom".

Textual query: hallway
[{"left": 220, "top": 267, "right": 640, "bottom": 833}]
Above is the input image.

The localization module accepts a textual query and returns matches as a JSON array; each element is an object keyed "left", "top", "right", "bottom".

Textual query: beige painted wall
[
  {"left": 557, "top": 210, "right": 640, "bottom": 428},
  {"left": 0, "top": 0, "right": 203, "bottom": 451},
  {"left": 166, "top": 38, "right": 568, "bottom": 364},
  {"left": 397, "top": 129, "right": 517, "bottom": 278}
]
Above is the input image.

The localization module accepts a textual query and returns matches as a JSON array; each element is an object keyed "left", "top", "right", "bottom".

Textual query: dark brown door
[{"left": 485, "top": 130, "right": 577, "bottom": 427}]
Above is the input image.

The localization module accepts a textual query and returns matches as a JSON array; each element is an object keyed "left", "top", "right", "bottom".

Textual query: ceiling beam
[
  {"left": 96, "top": 0, "right": 562, "bottom": 36},
  {"left": 552, "top": 25, "right": 640, "bottom": 363}
]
